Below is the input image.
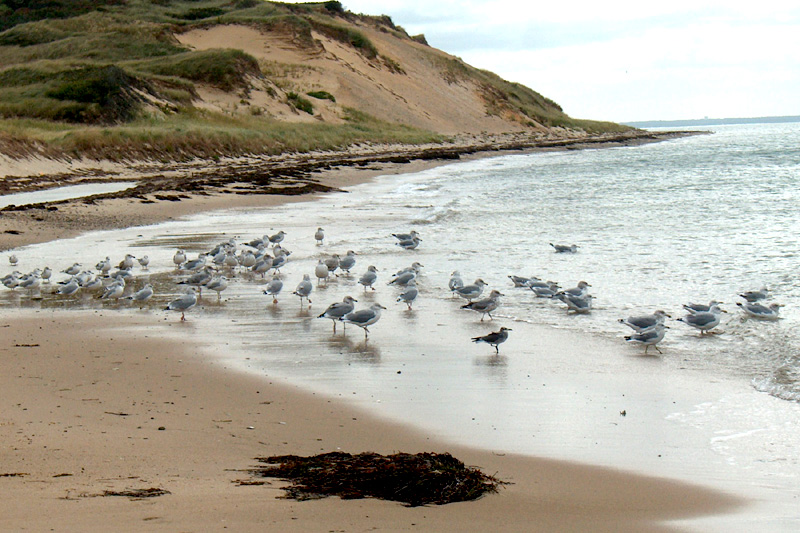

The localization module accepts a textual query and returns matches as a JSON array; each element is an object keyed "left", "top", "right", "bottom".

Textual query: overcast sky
[{"left": 333, "top": 1, "right": 800, "bottom": 123}]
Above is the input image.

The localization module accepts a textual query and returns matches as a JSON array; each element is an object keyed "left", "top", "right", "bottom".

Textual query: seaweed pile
[{"left": 250, "top": 451, "right": 503, "bottom": 507}]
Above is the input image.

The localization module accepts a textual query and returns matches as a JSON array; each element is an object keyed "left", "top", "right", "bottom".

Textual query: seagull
[
  {"left": 126, "top": 283, "right": 154, "bottom": 305},
  {"left": 118, "top": 253, "right": 136, "bottom": 270},
  {"left": 95, "top": 257, "right": 112, "bottom": 277},
  {"left": 315, "top": 227, "right": 325, "bottom": 245},
  {"left": 736, "top": 302, "right": 782, "bottom": 320},
  {"left": 81, "top": 276, "right": 105, "bottom": 292},
  {"left": 388, "top": 270, "right": 416, "bottom": 286},
  {"left": 619, "top": 310, "right": 670, "bottom": 333},
  {"left": 41, "top": 266, "right": 52, "bottom": 283},
  {"left": 9, "top": 254, "right": 18, "bottom": 267},
  {"left": 223, "top": 252, "right": 239, "bottom": 270},
  {"left": 472, "top": 327, "right": 511, "bottom": 354},
  {"left": 340, "top": 303, "right": 386, "bottom": 339},
  {"left": 555, "top": 292, "right": 593, "bottom": 313},
  {"left": 173, "top": 249, "right": 186, "bottom": 268},
  {"left": 62, "top": 263, "right": 81, "bottom": 276},
  {"left": 678, "top": 305, "right": 724, "bottom": 334},
  {"left": 739, "top": 287, "right": 769, "bottom": 303},
  {"left": 251, "top": 258, "right": 271, "bottom": 277},
  {"left": 268, "top": 230, "right": 286, "bottom": 246},
  {"left": 165, "top": 288, "right": 197, "bottom": 321},
  {"left": 530, "top": 283, "right": 560, "bottom": 298},
  {"left": 137, "top": 255, "right": 150, "bottom": 270},
  {"left": 240, "top": 250, "right": 257, "bottom": 269},
  {"left": 684, "top": 300, "right": 723, "bottom": 314},
  {"left": 624, "top": 324, "right": 668, "bottom": 355},
  {"left": 208, "top": 238, "right": 236, "bottom": 258},
  {"left": 56, "top": 278, "right": 81, "bottom": 296},
  {"left": 315, "top": 259, "right": 330, "bottom": 285},
  {"left": 397, "top": 236, "right": 421, "bottom": 250},
  {"left": 110, "top": 267, "right": 133, "bottom": 280},
  {"left": 392, "top": 230, "right": 420, "bottom": 242},
  {"left": 527, "top": 278, "right": 555, "bottom": 289},
  {"left": 325, "top": 254, "right": 340, "bottom": 276},
  {"left": 178, "top": 266, "right": 213, "bottom": 296},
  {"left": 393, "top": 262, "right": 423, "bottom": 278},
  {"left": 18, "top": 272, "right": 40, "bottom": 295},
  {"left": 453, "top": 279, "right": 487, "bottom": 302},
  {"left": 396, "top": 280, "right": 418, "bottom": 310},
  {"left": 270, "top": 252, "right": 288, "bottom": 274},
  {"left": 245, "top": 235, "right": 266, "bottom": 248},
  {"left": 448, "top": 271, "right": 464, "bottom": 292},
  {"left": 560, "top": 281, "right": 591, "bottom": 297},
  {"left": 292, "top": 274, "right": 313, "bottom": 306},
  {"left": 358, "top": 265, "right": 378, "bottom": 291},
  {"left": 98, "top": 280, "right": 125, "bottom": 301},
  {"left": 461, "top": 289, "right": 503, "bottom": 321},
  {"left": 263, "top": 276, "right": 283, "bottom": 304},
  {"left": 181, "top": 254, "right": 207, "bottom": 272},
  {"left": 339, "top": 250, "right": 357, "bottom": 273},
  {"left": 318, "top": 296, "right": 358, "bottom": 333},
  {"left": 206, "top": 276, "right": 229, "bottom": 300},
  {"left": 2, "top": 272, "right": 21, "bottom": 290},
  {"left": 508, "top": 275, "right": 536, "bottom": 288},
  {"left": 550, "top": 243, "right": 578, "bottom": 253}
]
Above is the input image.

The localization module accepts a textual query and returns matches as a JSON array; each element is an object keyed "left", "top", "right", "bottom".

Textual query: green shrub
[
  {"left": 44, "top": 65, "right": 145, "bottom": 123},
  {"left": 287, "top": 91, "right": 313, "bottom": 114},
  {"left": 172, "top": 7, "right": 225, "bottom": 21},
  {"left": 0, "top": 0, "right": 127, "bottom": 32},
  {"left": 306, "top": 90, "right": 335, "bottom": 102},
  {"left": 133, "top": 49, "right": 261, "bottom": 91},
  {"left": 0, "top": 67, "right": 52, "bottom": 87},
  {"left": 324, "top": 1, "right": 344, "bottom": 14},
  {"left": 0, "top": 22, "right": 69, "bottom": 46}
]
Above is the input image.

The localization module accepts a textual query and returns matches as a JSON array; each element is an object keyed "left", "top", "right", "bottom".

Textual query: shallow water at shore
[
  {"left": 3, "top": 123, "right": 800, "bottom": 530},
  {"left": 0, "top": 181, "right": 136, "bottom": 209}
]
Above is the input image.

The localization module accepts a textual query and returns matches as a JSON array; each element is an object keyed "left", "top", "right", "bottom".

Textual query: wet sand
[{"left": 0, "top": 312, "right": 739, "bottom": 531}]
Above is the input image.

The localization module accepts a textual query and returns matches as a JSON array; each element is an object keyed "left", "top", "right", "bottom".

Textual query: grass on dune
[{"left": 0, "top": 108, "right": 444, "bottom": 161}]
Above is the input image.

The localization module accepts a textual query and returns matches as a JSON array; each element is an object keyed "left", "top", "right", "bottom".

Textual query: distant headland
[{"left": 624, "top": 115, "right": 800, "bottom": 128}]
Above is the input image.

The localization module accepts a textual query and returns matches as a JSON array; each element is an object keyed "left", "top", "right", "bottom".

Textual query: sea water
[{"left": 4, "top": 122, "right": 800, "bottom": 529}]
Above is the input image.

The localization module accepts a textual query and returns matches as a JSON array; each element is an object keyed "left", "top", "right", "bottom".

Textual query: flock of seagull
[
  {"left": 504, "top": 244, "right": 783, "bottom": 355},
  {"left": 3, "top": 232, "right": 783, "bottom": 357},
  {"left": 1, "top": 228, "right": 511, "bottom": 353},
  {"left": 616, "top": 288, "right": 782, "bottom": 355}
]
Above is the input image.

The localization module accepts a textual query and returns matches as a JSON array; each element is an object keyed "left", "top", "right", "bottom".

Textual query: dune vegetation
[{"left": 0, "top": 0, "right": 630, "bottom": 161}]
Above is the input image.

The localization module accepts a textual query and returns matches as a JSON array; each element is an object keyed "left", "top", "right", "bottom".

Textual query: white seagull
[
  {"left": 461, "top": 289, "right": 503, "bottom": 321},
  {"left": 624, "top": 324, "right": 668, "bottom": 354},
  {"left": 165, "top": 288, "right": 197, "bottom": 321},
  {"left": 292, "top": 274, "right": 313, "bottom": 306},
  {"left": 737, "top": 301, "right": 782, "bottom": 320},
  {"left": 341, "top": 303, "right": 386, "bottom": 338},
  {"left": 318, "top": 296, "right": 357, "bottom": 333}
]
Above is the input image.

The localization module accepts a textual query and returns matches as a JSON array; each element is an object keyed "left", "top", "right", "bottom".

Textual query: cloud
[{"left": 321, "top": 1, "right": 800, "bottom": 119}]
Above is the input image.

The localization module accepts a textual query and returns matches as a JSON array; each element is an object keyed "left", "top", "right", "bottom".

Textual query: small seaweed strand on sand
[
  {"left": 100, "top": 488, "right": 171, "bottom": 499},
  {"left": 249, "top": 451, "right": 503, "bottom": 506}
]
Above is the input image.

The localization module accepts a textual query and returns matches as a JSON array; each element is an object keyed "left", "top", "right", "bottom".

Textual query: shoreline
[
  {"left": 1, "top": 129, "right": 751, "bottom": 530},
  {"left": 0, "top": 129, "right": 698, "bottom": 252},
  {"left": 0, "top": 311, "right": 741, "bottom": 531}
]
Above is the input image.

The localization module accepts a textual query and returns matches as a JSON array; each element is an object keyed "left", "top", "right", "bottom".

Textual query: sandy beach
[
  {"left": 1, "top": 312, "right": 739, "bottom": 531},
  {"left": 0, "top": 137, "right": 748, "bottom": 531}
]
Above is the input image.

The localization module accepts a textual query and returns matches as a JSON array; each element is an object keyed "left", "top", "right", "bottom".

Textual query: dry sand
[{"left": 0, "top": 312, "right": 739, "bottom": 532}]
